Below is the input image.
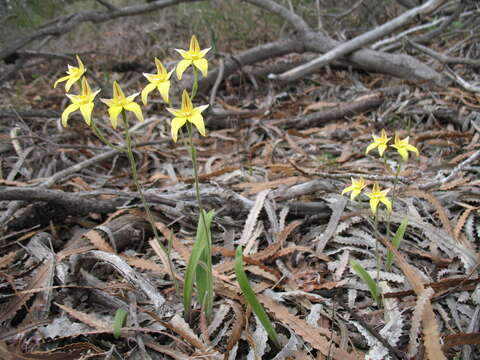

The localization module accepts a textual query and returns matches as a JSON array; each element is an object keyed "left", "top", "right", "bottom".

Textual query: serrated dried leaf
[
  {"left": 83, "top": 229, "right": 114, "bottom": 253},
  {"left": 0, "top": 251, "right": 16, "bottom": 269},
  {"left": 239, "top": 189, "right": 269, "bottom": 247},
  {"left": 0, "top": 259, "right": 53, "bottom": 323},
  {"left": 408, "top": 287, "right": 435, "bottom": 358},
  {"left": 55, "top": 302, "right": 109, "bottom": 330},
  {"left": 257, "top": 294, "right": 359, "bottom": 359}
]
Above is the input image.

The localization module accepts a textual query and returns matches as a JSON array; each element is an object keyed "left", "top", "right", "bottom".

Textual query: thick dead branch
[
  {"left": 244, "top": 0, "right": 446, "bottom": 85},
  {"left": 272, "top": 0, "right": 448, "bottom": 82},
  {"left": 0, "top": 0, "right": 203, "bottom": 61}
]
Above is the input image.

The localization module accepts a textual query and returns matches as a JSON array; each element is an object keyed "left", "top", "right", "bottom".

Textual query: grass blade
[
  {"left": 234, "top": 245, "right": 280, "bottom": 348},
  {"left": 350, "top": 259, "right": 381, "bottom": 305},
  {"left": 386, "top": 216, "right": 408, "bottom": 271},
  {"left": 183, "top": 209, "right": 215, "bottom": 320}
]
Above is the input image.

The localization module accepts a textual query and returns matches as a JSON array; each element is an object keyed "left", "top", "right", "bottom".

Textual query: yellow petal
[
  {"left": 175, "top": 49, "right": 189, "bottom": 59},
  {"left": 61, "top": 103, "right": 79, "bottom": 127},
  {"left": 378, "top": 144, "right": 388, "bottom": 157},
  {"left": 381, "top": 197, "right": 392, "bottom": 212},
  {"left": 112, "top": 81, "right": 125, "bottom": 101},
  {"left": 181, "top": 90, "right": 193, "bottom": 113},
  {"left": 108, "top": 105, "right": 123, "bottom": 129},
  {"left": 189, "top": 111, "right": 206, "bottom": 137},
  {"left": 193, "top": 58, "right": 208, "bottom": 77},
  {"left": 365, "top": 142, "right": 377, "bottom": 154},
  {"left": 154, "top": 57, "right": 167, "bottom": 75},
  {"left": 176, "top": 59, "right": 192, "bottom": 80},
  {"left": 76, "top": 54, "right": 85, "bottom": 72},
  {"left": 171, "top": 117, "right": 187, "bottom": 143},
  {"left": 141, "top": 83, "right": 157, "bottom": 105},
  {"left": 370, "top": 198, "right": 380, "bottom": 215},
  {"left": 124, "top": 102, "right": 144, "bottom": 123},
  {"left": 126, "top": 92, "right": 140, "bottom": 103},
  {"left": 194, "top": 104, "right": 209, "bottom": 114},
  {"left": 79, "top": 102, "right": 94, "bottom": 126},
  {"left": 199, "top": 48, "right": 211, "bottom": 58},
  {"left": 157, "top": 81, "right": 171, "bottom": 104},
  {"left": 190, "top": 35, "right": 200, "bottom": 53},
  {"left": 166, "top": 107, "right": 183, "bottom": 117},
  {"left": 54, "top": 75, "right": 69, "bottom": 88},
  {"left": 341, "top": 185, "right": 353, "bottom": 195},
  {"left": 100, "top": 98, "right": 115, "bottom": 107},
  {"left": 65, "top": 77, "right": 78, "bottom": 92}
]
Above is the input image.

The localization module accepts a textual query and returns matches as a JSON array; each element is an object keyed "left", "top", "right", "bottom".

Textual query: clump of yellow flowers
[
  {"left": 342, "top": 129, "right": 419, "bottom": 215},
  {"left": 54, "top": 36, "right": 213, "bottom": 320}
]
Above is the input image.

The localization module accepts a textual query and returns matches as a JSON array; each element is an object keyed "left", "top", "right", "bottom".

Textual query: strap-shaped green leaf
[
  {"left": 113, "top": 308, "right": 127, "bottom": 339},
  {"left": 183, "top": 209, "right": 215, "bottom": 320},
  {"left": 350, "top": 259, "right": 381, "bottom": 305},
  {"left": 386, "top": 216, "right": 408, "bottom": 271},
  {"left": 234, "top": 245, "right": 280, "bottom": 348}
]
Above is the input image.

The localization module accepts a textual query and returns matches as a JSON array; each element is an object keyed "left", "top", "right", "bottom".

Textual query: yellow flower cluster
[
  {"left": 342, "top": 129, "right": 420, "bottom": 215},
  {"left": 54, "top": 35, "right": 210, "bottom": 142}
]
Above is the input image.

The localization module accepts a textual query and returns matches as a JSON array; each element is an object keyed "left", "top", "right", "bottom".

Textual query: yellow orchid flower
[
  {"left": 366, "top": 183, "right": 392, "bottom": 215},
  {"left": 391, "top": 133, "right": 419, "bottom": 162},
  {"left": 166, "top": 90, "right": 209, "bottom": 142},
  {"left": 141, "top": 58, "right": 174, "bottom": 105},
  {"left": 100, "top": 81, "right": 144, "bottom": 129},
  {"left": 341, "top": 177, "right": 366, "bottom": 201},
  {"left": 61, "top": 77, "right": 100, "bottom": 127},
  {"left": 366, "top": 129, "right": 390, "bottom": 157},
  {"left": 54, "top": 55, "right": 86, "bottom": 92},
  {"left": 175, "top": 35, "right": 211, "bottom": 80}
]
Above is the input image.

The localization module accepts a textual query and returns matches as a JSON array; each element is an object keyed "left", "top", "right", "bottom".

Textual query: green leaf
[
  {"left": 183, "top": 209, "right": 215, "bottom": 320},
  {"left": 235, "top": 246, "right": 280, "bottom": 348},
  {"left": 386, "top": 216, "right": 408, "bottom": 271},
  {"left": 113, "top": 308, "right": 127, "bottom": 339},
  {"left": 350, "top": 260, "right": 381, "bottom": 305}
]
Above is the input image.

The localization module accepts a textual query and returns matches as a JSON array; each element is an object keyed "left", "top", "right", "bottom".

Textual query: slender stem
[
  {"left": 191, "top": 67, "right": 198, "bottom": 100},
  {"left": 385, "top": 161, "right": 403, "bottom": 241},
  {"left": 374, "top": 211, "right": 380, "bottom": 286},
  {"left": 91, "top": 122, "right": 126, "bottom": 152},
  {"left": 121, "top": 110, "right": 179, "bottom": 295}
]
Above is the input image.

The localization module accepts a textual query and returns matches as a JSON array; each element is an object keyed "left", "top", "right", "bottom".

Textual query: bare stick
[{"left": 271, "top": 0, "right": 448, "bottom": 82}]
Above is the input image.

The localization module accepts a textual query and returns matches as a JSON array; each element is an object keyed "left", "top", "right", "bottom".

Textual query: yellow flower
[
  {"left": 100, "top": 81, "right": 144, "bottom": 129},
  {"left": 141, "top": 58, "right": 174, "bottom": 105},
  {"left": 54, "top": 55, "right": 86, "bottom": 92},
  {"left": 166, "top": 90, "right": 209, "bottom": 142},
  {"left": 366, "top": 129, "right": 390, "bottom": 157},
  {"left": 391, "top": 133, "right": 419, "bottom": 162},
  {"left": 61, "top": 77, "right": 100, "bottom": 127},
  {"left": 366, "top": 183, "right": 392, "bottom": 215},
  {"left": 341, "top": 177, "right": 366, "bottom": 201},
  {"left": 175, "top": 35, "right": 211, "bottom": 80}
]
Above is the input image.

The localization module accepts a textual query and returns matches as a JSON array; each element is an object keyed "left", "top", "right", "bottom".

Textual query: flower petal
[
  {"left": 370, "top": 198, "right": 380, "bottom": 215},
  {"left": 108, "top": 105, "right": 123, "bottom": 129},
  {"left": 65, "top": 76, "right": 78, "bottom": 92},
  {"left": 171, "top": 117, "right": 187, "bottom": 143},
  {"left": 199, "top": 47, "right": 211, "bottom": 58},
  {"left": 157, "top": 80, "right": 171, "bottom": 104},
  {"left": 189, "top": 111, "right": 206, "bottom": 137},
  {"left": 194, "top": 104, "right": 209, "bottom": 114},
  {"left": 193, "top": 58, "right": 208, "bottom": 77},
  {"left": 126, "top": 92, "right": 140, "bottom": 102},
  {"left": 166, "top": 107, "right": 183, "bottom": 117},
  {"left": 141, "top": 83, "right": 157, "bottom": 105},
  {"left": 175, "top": 49, "right": 189, "bottom": 59},
  {"left": 61, "top": 103, "right": 79, "bottom": 127},
  {"left": 54, "top": 75, "right": 69, "bottom": 88},
  {"left": 176, "top": 59, "right": 192, "bottom": 80},
  {"left": 79, "top": 102, "right": 94, "bottom": 126},
  {"left": 381, "top": 197, "right": 392, "bottom": 212},
  {"left": 365, "top": 142, "right": 377, "bottom": 154},
  {"left": 124, "top": 102, "right": 144, "bottom": 123}
]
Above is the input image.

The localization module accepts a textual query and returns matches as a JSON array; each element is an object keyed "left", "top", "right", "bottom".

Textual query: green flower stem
[
  {"left": 191, "top": 67, "right": 198, "bottom": 100},
  {"left": 121, "top": 110, "right": 178, "bottom": 294},
  {"left": 91, "top": 123, "right": 126, "bottom": 152},
  {"left": 385, "top": 161, "right": 402, "bottom": 240},
  {"left": 186, "top": 122, "right": 211, "bottom": 257},
  {"left": 374, "top": 210, "right": 380, "bottom": 286}
]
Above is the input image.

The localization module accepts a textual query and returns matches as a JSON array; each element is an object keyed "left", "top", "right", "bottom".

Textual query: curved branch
[
  {"left": 0, "top": 0, "right": 203, "bottom": 61},
  {"left": 273, "top": 0, "right": 448, "bottom": 82}
]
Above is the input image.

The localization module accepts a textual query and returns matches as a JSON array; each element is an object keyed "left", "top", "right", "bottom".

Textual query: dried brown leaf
[
  {"left": 0, "top": 251, "right": 16, "bottom": 269},
  {"left": 454, "top": 207, "right": 475, "bottom": 241},
  {"left": 82, "top": 229, "right": 114, "bottom": 253},
  {"left": 121, "top": 254, "right": 167, "bottom": 274},
  {"left": 55, "top": 302, "right": 109, "bottom": 330},
  {"left": 443, "top": 332, "right": 480, "bottom": 350},
  {"left": 257, "top": 295, "right": 359, "bottom": 360},
  {"left": 0, "top": 260, "right": 53, "bottom": 323}
]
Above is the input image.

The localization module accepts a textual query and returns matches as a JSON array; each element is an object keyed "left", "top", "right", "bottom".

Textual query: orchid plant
[{"left": 341, "top": 129, "right": 419, "bottom": 305}]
